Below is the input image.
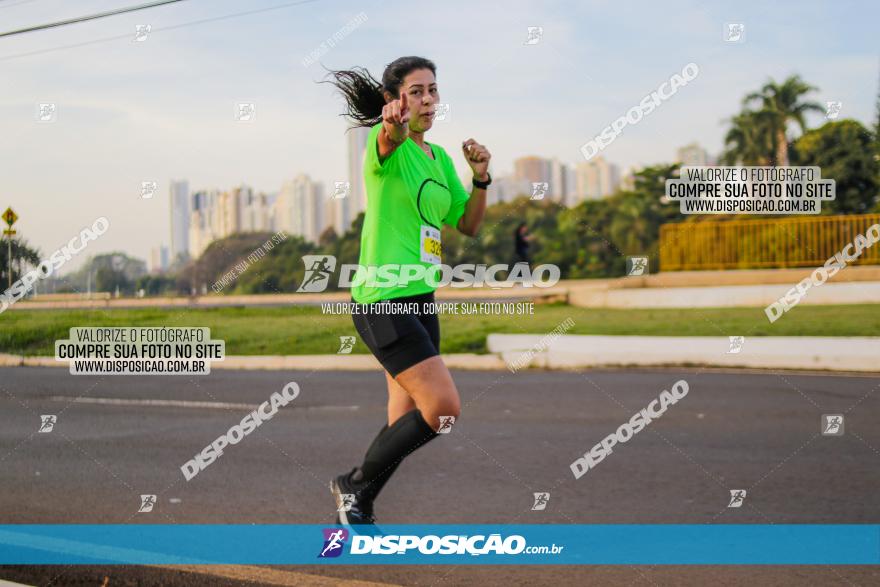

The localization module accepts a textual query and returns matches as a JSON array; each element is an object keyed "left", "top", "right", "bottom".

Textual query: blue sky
[{"left": 1, "top": 0, "right": 877, "bottom": 268}]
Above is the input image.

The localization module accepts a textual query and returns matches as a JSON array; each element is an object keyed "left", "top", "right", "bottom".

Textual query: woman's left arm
[{"left": 457, "top": 138, "right": 491, "bottom": 237}]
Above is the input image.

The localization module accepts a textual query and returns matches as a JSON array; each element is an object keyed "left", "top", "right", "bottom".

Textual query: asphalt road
[{"left": 1, "top": 366, "right": 878, "bottom": 586}]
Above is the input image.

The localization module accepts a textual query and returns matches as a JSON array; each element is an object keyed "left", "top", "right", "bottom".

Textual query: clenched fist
[{"left": 462, "top": 138, "right": 491, "bottom": 181}]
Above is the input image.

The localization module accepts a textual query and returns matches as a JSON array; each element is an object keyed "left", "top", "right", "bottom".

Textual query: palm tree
[
  {"left": 721, "top": 110, "right": 776, "bottom": 165},
  {"left": 744, "top": 75, "right": 823, "bottom": 166},
  {"left": 1, "top": 237, "right": 41, "bottom": 288},
  {"left": 874, "top": 65, "right": 880, "bottom": 164}
]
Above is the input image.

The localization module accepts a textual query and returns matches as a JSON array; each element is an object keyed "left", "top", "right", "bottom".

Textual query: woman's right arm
[{"left": 377, "top": 92, "right": 410, "bottom": 162}]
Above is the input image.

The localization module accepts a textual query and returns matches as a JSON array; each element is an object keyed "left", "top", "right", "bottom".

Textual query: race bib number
[{"left": 420, "top": 225, "right": 442, "bottom": 265}]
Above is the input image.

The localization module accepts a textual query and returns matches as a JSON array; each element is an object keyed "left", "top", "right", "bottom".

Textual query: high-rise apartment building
[
  {"left": 573, "top": 156, "right": 620, "bottom": 203},
  {"left": 169, "top": 180, "right": 190, "bottom": 261},
  {"left": 676, "top": 142, "right": 710, "bottom": 166},
  {"left": 274, "top": 174, "right": 326, "bottom": 244}
]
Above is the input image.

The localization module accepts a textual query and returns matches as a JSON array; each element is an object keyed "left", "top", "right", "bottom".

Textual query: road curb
[
  {"left": 0, "top": 353, "right": 508, "bottom": 371},
  {"left": 216, "top": 354, "right": 509, "bottom": 371}
]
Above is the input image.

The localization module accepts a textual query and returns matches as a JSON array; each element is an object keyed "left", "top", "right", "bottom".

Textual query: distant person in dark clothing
[{"left": 514, "top": 222, "right": 535, "bottom": 268}]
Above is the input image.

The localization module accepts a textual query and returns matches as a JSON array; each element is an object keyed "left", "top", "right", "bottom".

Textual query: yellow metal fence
[{"left": 659, "top": 214, "right": 880, "bottom": 271}]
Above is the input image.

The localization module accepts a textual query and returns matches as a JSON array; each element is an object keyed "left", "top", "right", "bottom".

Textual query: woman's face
[{"left": 397, "top": 68, "right": 438, "bottom": 133}]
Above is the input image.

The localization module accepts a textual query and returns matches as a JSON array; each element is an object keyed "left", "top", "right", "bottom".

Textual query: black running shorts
[{"left": 351, "top": 291, "right": 440, "bottom": 377}]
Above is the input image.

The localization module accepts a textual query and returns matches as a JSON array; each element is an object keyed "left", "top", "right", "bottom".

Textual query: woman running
[{"left": 325, "top": 56, "right": 491, "bottom": 525}]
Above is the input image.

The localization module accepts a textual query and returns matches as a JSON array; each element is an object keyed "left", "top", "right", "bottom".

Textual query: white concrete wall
[
  {"left": 488, "top": 334, "right": 880, "bottom": 372},
  {"left": 568, "top": 282, "right": 880, "bottom": 309}
]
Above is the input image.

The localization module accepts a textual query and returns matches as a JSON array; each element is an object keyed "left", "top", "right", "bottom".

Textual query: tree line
[{"left": 3, "top": 74, "right": 879, "bottom": 296}]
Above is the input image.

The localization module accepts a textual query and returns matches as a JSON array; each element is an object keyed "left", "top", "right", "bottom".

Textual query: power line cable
[
  {"left": 0, "top": 0, "right": 320, "bottom": 61},
  {"left": 0, "top": 0, "right": 39, "bottom": 10},
  {"left": 0, "top": 0, "right": 188, "bottom": 38}
]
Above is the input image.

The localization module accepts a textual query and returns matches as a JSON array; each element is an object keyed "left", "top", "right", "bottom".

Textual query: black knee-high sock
[
  {"left": 349, "top": 423, "right": 396, "bottom": 498},
  {"left": 350, "top": 409, "right": 438, "bottom": 501}
]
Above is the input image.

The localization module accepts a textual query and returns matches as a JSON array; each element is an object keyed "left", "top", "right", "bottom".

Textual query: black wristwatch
[{"left": 472, "top": 172, "right": 492, "bottom": 189}]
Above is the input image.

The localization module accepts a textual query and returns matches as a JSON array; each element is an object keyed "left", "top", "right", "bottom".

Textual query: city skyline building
[
  {"left": 574, "top": 156, "right": 620, "bottom": 203},
  {"left": 169, "top": 179, "right": 190, "bottom": 262},
  {"left": 274, "top": 174, "right": 326, "bottom": 244},
  {"left": 677, "top": 142, "right": 711, "bottom": 166},
  {"left": 172, "top": 140, "right": 633, "bottom": 262}
]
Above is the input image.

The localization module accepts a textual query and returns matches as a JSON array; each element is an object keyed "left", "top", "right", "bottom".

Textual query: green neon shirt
[{"left": 351, "top": 122, "right": 471, "bottom": 304}]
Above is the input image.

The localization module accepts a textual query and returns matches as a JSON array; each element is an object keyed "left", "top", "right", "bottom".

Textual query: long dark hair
[{"left": 323, "top": 56, "right": 436, "bottom": 128}]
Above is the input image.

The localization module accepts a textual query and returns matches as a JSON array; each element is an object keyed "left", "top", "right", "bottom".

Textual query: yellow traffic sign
[
  {"left": 3, "top": 229, "right": 15, "bottom": 236},
  {"left": 2, "top": 207, "right": 17, "bottom": 227}
]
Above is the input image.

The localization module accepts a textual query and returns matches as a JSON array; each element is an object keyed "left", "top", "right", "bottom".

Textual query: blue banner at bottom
[{"left": 0, "top": 525, "right": 877, "bottom": 565}]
